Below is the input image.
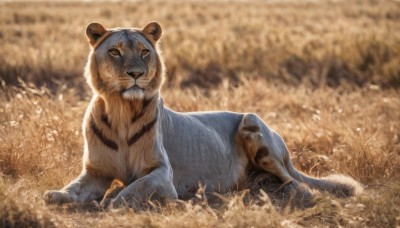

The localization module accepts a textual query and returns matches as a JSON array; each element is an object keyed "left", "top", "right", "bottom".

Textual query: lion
[{"left": 44, "top": 22, "right": 362, "bottom": 209}]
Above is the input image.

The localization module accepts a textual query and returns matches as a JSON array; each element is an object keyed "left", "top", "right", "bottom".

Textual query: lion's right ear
[
  {"left": 86, "top": 22, "right": 108, "bottom": 46},
  {"left": 142, "top": 22, "right": 162, "bottom": 43}
]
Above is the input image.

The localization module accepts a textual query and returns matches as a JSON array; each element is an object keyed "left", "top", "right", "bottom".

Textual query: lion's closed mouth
[
  {"left": 122, "top": 85, "right": 143, "bottom": 93},
  {"left": 131, "top": 85, "right": 143, "bottom": 90}
]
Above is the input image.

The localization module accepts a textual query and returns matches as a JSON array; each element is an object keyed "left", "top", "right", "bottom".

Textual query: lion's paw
[
  {"left": 108, "top": 196, "right": 126, "bottom": 209},
  {"left": 44, "top": 190, "right": 75, "bottom": 205},
  {"left": 108, "top": 196, "right": 141, "bottom": 211}
]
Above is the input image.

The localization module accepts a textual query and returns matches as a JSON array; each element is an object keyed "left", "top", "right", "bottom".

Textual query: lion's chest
[
  {"left": 114, "top": 143, "right": 156, "bottom": 183},
  {"left": 110, "top": 115, "right": 159, "bottom": 182},
  {"left": 85, "top": 121, "right": 158, "bottom": 184}
]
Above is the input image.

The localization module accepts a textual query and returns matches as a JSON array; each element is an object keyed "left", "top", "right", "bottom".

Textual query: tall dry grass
[
  {"left": 1, "top": 0, "right": 399, "bottom": 227},
  {"left": 1, "top": 0, "right": 399, "bottom": 90}
]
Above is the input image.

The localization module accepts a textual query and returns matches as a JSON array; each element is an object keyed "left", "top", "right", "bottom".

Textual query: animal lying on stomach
[{"left": 44, "top": 22, "right": 362, "bottom": 209}]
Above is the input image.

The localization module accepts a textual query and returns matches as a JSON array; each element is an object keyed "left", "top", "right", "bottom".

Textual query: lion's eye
[
  {"left": 141, "top": 49, "right": 149, "bottom": 57},
  {"left": 109, "top": 48, "right": 121, "bottom": 57}
]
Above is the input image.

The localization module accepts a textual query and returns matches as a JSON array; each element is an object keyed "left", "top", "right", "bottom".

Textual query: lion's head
[{"left": 84, "top": 22, "right": 164, "bottom": 100}]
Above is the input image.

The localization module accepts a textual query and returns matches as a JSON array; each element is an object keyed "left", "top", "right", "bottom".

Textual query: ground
[{"left": 0, "top": 0, "right": 399, "bottom": 227}]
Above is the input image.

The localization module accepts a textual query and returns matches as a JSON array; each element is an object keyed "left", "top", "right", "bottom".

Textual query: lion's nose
[{"left": 126, "top": 70, "right": 144, "bottom": 79}]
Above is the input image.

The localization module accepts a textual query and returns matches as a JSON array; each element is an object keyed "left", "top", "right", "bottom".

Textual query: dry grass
[{"left": 1, "top": 0, "right": 399, "bottom": 227}]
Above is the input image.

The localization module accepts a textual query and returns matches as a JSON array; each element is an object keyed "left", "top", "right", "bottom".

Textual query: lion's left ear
[
  {"left": 141, "top": 22, "right": 162, "bottom": 43},
  {"left": 86, "top": 22, "right": 108, "bottom": 46}
]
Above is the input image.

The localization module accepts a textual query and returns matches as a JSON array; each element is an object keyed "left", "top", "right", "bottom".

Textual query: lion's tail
[{"left": 284, "top": 155, "right": 363, "bottom": 197}]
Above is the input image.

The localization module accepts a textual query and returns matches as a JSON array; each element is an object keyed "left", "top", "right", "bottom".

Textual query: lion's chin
[{"left": 121, "top": 86, "right": 145, "bottom": 100}]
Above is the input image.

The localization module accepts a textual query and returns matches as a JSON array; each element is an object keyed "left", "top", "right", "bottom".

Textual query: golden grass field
[{"left": 1, "top": 0, "right": 400, "bottom": 227}]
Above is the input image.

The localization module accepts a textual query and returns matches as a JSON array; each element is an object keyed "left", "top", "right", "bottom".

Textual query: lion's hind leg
[
  {"left": 238, "top": 113, "right": 362, "bottom": 199},
  {"left": 238, "top": 113, "right": 292, "bottom": 183},
  {"left": 238, "top": 114, "right": 315, "bottom": 208}
]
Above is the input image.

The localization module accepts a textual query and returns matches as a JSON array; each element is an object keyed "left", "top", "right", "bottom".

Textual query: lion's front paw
[
  {"left": 108, "top": 196, "right": 141, "bottom": 210},
  {"left": 108, "top": 196, "right": 126, "bottom": 209},
  {"left": 44, "top": 190, "right": 75, "bottom": 205}
]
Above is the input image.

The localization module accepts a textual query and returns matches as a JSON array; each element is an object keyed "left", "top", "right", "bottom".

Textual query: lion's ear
[
  {"left": 86, "top": 22, "right": 108, "bottom": 46},
  {"left": 142, "top": 22, "right": 162, "bottom": 43}
]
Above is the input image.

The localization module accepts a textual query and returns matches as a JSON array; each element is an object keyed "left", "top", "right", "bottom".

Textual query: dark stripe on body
[
  {"left": 101, "top": 114, "right": 112, "bottom": 129},
  {"left": 142, "top": 97, "right": 153, "bottom": 109},
  {"left": 127, "top": 117, "right": 158, "bottom": 146},
  {"left": 254, "top": 146, "right": 270, "bottom": 164},
  {"left": 90, "top": 117, "right": 118, "bottom": 151},
  {"left": 131, "top": 97, "right": 153, "bottom": 123},
  {"left": 242, "top": 125, "right": 260, "bottom": 132},
  {"left": 132, "top": 112, "right": 145, "bottom": 123}
]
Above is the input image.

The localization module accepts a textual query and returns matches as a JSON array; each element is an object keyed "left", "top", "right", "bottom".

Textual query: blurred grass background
[{"left": 1, "top": 0, "right": 399, "bottom": 92}]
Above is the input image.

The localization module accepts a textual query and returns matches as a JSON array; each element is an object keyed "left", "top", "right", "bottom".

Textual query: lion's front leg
[
  {"left": 109, "top": 165, "right": 177, "bottom": 210},
  {"left": 44, "top": 170, "right": 111, "bottom": 205}
]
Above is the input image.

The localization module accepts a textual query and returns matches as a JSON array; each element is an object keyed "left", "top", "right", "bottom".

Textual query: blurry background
[
  {"left": 0, "top": 1, "right": 399, "bottom": 227},
  {"left": 1, "top": 0, "right": 399, "bottom": 92}
]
